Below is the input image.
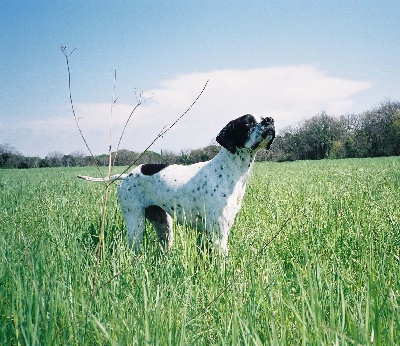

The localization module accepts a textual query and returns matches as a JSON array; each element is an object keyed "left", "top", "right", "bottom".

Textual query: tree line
[
  {"left": 268, "top": 100, "right": 400, "bottom": 161},
  {"left": 1, "top": 100, "right": 399, "bottom": 169},
  {"left": 0, "top": 143, "right": 222, "bottom": 169}
]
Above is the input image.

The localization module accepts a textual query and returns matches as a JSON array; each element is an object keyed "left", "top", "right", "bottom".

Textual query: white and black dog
[{"left": 78, "top": 114, "right": 275, "bottom": 255}]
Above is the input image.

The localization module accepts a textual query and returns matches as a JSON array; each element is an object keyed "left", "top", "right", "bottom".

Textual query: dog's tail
[{"left": 77, "top": 173, "right": 129, "bottom": 182}]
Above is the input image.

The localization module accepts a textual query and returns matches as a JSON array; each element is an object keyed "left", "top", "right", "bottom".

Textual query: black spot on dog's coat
[{"left": 141, "top": 163, "right": 169, "bottom": 176}]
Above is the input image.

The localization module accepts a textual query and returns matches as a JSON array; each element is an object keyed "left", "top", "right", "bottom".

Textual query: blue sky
[{"left": 1, "top": 1, "right": 399, "bottom": 157}]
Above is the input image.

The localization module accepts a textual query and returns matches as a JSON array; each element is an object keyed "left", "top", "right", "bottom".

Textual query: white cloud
[
  {"left": 3, "top": 65, "right": 371, "bottom": 157},
  {"left": 112, "top": 65, "right": 371, "bottom": 153}
]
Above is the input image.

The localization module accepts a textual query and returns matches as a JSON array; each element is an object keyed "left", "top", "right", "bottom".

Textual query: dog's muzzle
[{"left": 258, "top": 117, "right": 275, "bottom": 150}]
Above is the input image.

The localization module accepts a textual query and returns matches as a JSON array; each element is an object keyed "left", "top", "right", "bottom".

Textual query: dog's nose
[{"left": 262, "top": 117, "right": 274, "bottom": 125}]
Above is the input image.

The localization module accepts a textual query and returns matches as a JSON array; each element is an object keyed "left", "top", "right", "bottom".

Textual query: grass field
[{"left": 0, "top": 157, "right": 399, "bottom": 345}]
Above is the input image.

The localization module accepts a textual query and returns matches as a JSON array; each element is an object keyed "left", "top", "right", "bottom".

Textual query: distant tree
[
  {"left": 334, "top": 113, "right": 362, "bottom": 158},
  {"left": 201, "top": 144, "right": 220, "bottom": 160},
  {"left": 359, "top": 100, "right": 400, "bottom": 157},
  {"left": 255, "top": 148, "right": 276, "bottom": 161},
  {"left": 96, "top": 154, "right": 110, "bottom": 166},
  {"left": 298, "top": 112, "right": 345, "bottom": 160},
  {"left": 39, "top": 158, "right": 50, "bottom": 168},
  {"left": 61, "top": 155, "right": 75, "bottom": 167},
  {"left": 160, "top": 150, "right": 179, "bottom": 165},
  {"left": 342, "top": 136, "right": 358, "bottom": 158},
  {"left": 136, "top": 151, "right": 163, "bottom": 165},
  {"left": 112, "top": 149, "right": 136, "bottom": 166},
  {"left": 0, "top": 143, "right": 16, "bottom": 168},
  {"left": 329, "top": 140, "right": 346, "bottom": 159},
  {"left": 267, "top": 130, "right": 300, "bottom": 161},
  {"left": 70, "top": 151, "right": 86, "bottom": 166},
  {"left": 45, "top": 151, "right": 64, "bottom": 167},
  {"left": 178, "top": 149, "right": 192, "bottom": 165},
  {"left": 25, "top": 156, "right": 41, "bottom": 168},
  {"left": 0, "top": 144, "right": 34, "bottom": 168},
  {"left": 189, "top": 145, "right": 220, "bottom": 163},
  {"left": 390, "top": 109, "right": 400, "bottom": 155},
  {"left": 270, "top": 113, "right": 345, "bottom": 161}
]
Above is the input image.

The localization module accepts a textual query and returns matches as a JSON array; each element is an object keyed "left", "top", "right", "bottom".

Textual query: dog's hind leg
[
  {"left": 121, "top": 209, "right": 146, "bottom": 254},
  {"left": 145, "top": 205, "right": 173, "bottom": 251}
]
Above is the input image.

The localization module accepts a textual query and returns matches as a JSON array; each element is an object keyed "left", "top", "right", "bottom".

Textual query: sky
[{"left": 0, "top": 1, "right": 399, "bottom": 158}]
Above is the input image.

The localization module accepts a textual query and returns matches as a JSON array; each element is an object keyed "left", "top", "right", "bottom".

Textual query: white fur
[{"left": 119, "top": 148, "right": 254, "bottom": 255}]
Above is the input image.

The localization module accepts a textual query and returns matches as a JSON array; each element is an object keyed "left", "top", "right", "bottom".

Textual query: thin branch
[
  {"left": 108, "top": 79, "right": 210, "bottom": 185},
  {"left": 108, "top": 68, "right": 117, "bottom": 177},
  {"left": 88, "top": 68, "right": 119, "bottom": 318},
  {"left": 60, "top": 46, "right": 104, "bottom": 182},
  {"left": 112, "top": 89, "right": 150, "bottom": 167}
]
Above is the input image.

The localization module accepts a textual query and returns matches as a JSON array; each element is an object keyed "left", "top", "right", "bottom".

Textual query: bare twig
[
  {"left": 60, "top": 46, "right": 104, "bottom": 182},
  {"left": 112, "top": 89, "right": 150, "bottom": 167},
  {"left": 61, "top": 48, "right": 122, "bottom": 331},
  {"left": 108, "top": 68, "right": 117, "bottom": 176},
  {"left": 108, "top": 79, "right": 210, "bottom": 185},
  {"left": 88, "top": 68, "right": 119, "bottom": 326}
]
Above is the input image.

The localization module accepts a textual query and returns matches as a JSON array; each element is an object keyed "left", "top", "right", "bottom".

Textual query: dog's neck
[{"left": 213, "top": 147, "right": 257, "bottom": 177}]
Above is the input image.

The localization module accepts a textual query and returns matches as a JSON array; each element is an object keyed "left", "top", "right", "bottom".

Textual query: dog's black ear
[
  {"left": 216, "top": 114, "right": 257, "bottom": 153},
  {"left": 216, "top": 120, "right": 238, "bottom": 153}
]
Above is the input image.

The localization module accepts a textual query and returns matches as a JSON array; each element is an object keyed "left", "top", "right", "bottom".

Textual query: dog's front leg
[
  {"left": 208, "top": 222, "right": 230, "bottom": 257},
  {"left": 213, "top": 236, "right": 229, "bottom": 257}
]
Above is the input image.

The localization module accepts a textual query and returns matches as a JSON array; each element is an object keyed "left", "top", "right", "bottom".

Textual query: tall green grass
[{"left": 1, "top": 157, "right": 399, "bottom": 345}]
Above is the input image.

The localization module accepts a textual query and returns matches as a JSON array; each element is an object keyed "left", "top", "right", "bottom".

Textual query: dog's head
[{"left": 216, "top": 114, "right": 275, "bottom": 154}]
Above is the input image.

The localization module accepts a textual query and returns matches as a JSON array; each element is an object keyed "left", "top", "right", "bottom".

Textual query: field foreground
[{"left": 1, "top": 157, "right": 399, "bottom": 345}]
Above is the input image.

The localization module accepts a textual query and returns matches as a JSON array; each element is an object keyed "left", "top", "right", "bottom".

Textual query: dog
[{"left": 78, "top": 114, "right": 275, "bottom": 255}]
